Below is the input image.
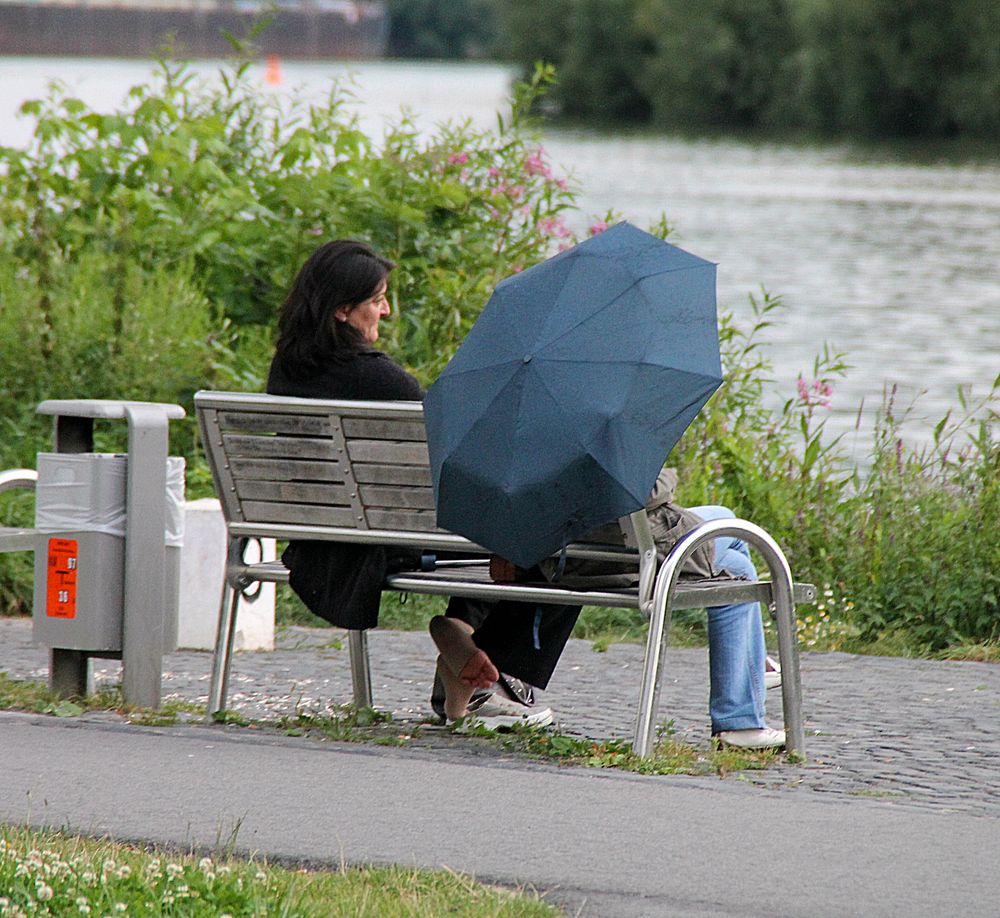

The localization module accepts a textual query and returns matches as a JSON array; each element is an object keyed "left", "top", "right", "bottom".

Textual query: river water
[{"left": 2, "top": 57, "right": 998, "bottom": 456}]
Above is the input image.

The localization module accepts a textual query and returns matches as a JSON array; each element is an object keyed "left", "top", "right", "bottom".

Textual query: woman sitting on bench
[{"left": 266, "top": 239, "right": 573, "bottom": 731}]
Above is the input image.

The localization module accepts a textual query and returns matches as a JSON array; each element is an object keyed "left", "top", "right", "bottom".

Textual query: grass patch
[
  {"left": 273, "top": 704, "right": 420, "bottom": 747},
  {"left": 0, "top": 826, "right": 559, "bottom": 917},
  {"left": 934, "top": 640, "right": 1000, "bottom": 663},
  {"left": 0, "top": 673, "right": 204, "bottom": 725},
  {"left": 276, "top": 705, "right": 787, "bottom": 777},
  {"left": 0, "top": 670, "right": 788, "bottom": 779},
  {"left": 479, "top": 722, "right": 783, "bottom": 776}
]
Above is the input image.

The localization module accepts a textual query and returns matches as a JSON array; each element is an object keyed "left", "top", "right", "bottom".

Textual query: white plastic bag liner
[
  {"left": 35, "top": 453, "right": 185, "bottom": 546},
  {"left": 164, "top": 457, "right": 185, "bottom": 547}
]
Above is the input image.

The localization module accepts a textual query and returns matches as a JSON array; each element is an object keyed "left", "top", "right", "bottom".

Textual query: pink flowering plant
[
  {"left": 669, "top": 285, "right": 1000, "bottom": 652},
  {"left": 341, "top": 64, "right": 583, "bottom": 378}
]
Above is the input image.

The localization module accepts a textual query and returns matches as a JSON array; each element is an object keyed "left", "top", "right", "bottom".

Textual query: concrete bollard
[{"left": 177, "top": 499, "right": 274, "bottom": 651}]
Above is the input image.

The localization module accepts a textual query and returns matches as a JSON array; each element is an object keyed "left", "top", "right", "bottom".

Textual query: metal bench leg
[
  {"left": 208, "top": 582, "right": 240, "bottom": 715},
  {"left": 633, "top": 518, "right": 805, "bottom": 759},
  {"left": 633, "top": 565, "right": 675, "bottom": 757},
  {"left": 348, "top": 629, "right": 373, "bottom": 708},
  {"left": 772, "top": 575, "right": 805, "bottom": 757}
]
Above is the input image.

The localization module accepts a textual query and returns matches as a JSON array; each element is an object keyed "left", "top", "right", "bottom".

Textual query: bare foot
[
  {"left": 458, "top": 648, "right": 499, "bottom": 689},
  {"left": 435, "top": 655, "right": 475, "bottom": 721},
  {"left": 429, "top": 617, "right": 500, "bottom": 720}
]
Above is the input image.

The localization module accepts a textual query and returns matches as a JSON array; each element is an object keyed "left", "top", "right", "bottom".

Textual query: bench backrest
[
  {"left": 195, "top": 391, "right": 643, "bottom": 563},
  {"left": 195, "top": 391, "right": 457, "bottom": 539}
]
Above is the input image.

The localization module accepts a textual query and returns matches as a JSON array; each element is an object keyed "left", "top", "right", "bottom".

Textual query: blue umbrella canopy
[{"left": 424, "top": 221, "right": 722, "bottom": 569}]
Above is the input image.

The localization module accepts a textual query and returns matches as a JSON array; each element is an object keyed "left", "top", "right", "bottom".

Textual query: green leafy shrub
[
  {"left": 0, "top": 57, "right": 576, "bottom": 609},
  {"left": 635, "top": 0, "right": 800, "bottom": 130},
  {"left": 499, "top": 0, "right": 1000, "bottom": 138},
  {"left": 1, "top": 53, "right": 997, "bottom": 652},
  {"left": 674, "top": 294, "right": 1000, "bottom": 651}
]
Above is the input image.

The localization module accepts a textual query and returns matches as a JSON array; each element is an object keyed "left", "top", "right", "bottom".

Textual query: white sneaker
[
  {"left": 765, "top": 655, "right": 782, "bottom": 691},
  {"left": 451, "top": 692, "right": 553, "bottom": 732},
  {"left": 716, "top": 727, "right": 786, "bottom": 750}
]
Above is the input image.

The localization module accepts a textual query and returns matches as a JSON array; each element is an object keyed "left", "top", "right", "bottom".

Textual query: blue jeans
[{"left": 689, "top": 505, "right": 767, "bottom": 733}]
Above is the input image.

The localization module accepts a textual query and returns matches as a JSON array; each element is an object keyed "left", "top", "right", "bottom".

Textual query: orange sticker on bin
[{"left": 46, "top": 538, "right": 78, "bottom": 619}]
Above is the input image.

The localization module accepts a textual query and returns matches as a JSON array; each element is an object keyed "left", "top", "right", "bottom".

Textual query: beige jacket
[{"left": 538, "top": 468, "right": 718, "bottom": 587}]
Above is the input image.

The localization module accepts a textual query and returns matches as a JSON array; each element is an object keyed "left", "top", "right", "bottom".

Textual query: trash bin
[{"left": 32, "top": 452, "right": 185, "bottom": 654}]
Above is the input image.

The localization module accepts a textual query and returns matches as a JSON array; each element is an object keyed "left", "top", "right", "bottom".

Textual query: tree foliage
[
  {"left": 384, "top": 0, "right": 500, "bottom": 59},
  {"left": 498, "top": 0, "right": 1000, "bottom": 137}
]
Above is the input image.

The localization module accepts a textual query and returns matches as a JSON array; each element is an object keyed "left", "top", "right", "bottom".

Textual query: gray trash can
[{"left": 32, "top": 452, "right": 184, "bottom": 654}]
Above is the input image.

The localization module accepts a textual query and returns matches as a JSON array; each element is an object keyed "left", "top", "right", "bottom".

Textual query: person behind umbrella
[{"left": 265, "top": 239, "right": 575, "bottom": 728}]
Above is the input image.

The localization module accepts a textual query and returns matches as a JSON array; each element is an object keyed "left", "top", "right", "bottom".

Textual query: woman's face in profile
[{"left": 337, "top": 279, "right": 391, "bottom": 344}]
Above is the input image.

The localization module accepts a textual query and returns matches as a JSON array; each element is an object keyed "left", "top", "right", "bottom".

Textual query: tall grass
[{"left": 675, "top": 293, "right": 1000, "bottom": 651}]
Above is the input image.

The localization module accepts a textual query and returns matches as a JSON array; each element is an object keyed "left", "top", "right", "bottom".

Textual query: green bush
[
  {"left": 2, "top": 53, "right": 997, "bottom": 651},
  {"left": 0, "top": 56, "right": 576, "bottom": 609},
  {"left": 796, "top": 0, "right": 1000, "bottom": 137},
  {"left": 635, "top": 0, "right": 800, "bottom": 130},
  {"left": 674, "top": 294, "right": 1000, "bottom": 650},
  {"left": 500, "top": 0, "right": 650, "bottom": 121}
]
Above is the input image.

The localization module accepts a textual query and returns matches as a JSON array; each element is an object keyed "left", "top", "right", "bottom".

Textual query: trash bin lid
[{"left": 36, "top": 400, "right": 186, "bottom": 420}]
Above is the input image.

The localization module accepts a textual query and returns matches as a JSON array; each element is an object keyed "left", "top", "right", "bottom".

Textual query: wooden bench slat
[
  {"left": 358, "top": 485, "right": 435, "bottom": 510},
  {"left": 348, "top": 440, "right": 430, "bottom": 466},
  {"left": 242, "top": 501, "right": 358, "bottom": 527},
  {"left": 366, "top": 508, "right": 442, "bottom": 532},
  {"left": 229, "top": 458, "right": 345, "bottom": 483},
  {"left": 353, "top": 463, "right": 433, "bottom": 487},
  {"left": 218, "top": 411, "right": 332, "bottom": 436},
  {"left": 342, "top": 418, "right": 427, "bottom": 441},
  {"left": 236, "top": 480, "right": 353, "bottom": 506},
  {"left": 223, "top": 433, "right": 338, "bottom": 461}
]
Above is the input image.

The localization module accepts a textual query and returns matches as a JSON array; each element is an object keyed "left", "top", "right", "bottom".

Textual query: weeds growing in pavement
[{"left": 0, "top": 672, "right": 790, "bottom": 778}]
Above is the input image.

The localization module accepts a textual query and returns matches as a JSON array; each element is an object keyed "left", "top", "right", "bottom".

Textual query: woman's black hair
[{"left": 274, "top": 239, "right": 395, "bottom": 379}]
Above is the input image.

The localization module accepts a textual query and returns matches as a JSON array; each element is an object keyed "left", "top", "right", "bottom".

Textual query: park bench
[{"left": 195, "top": 390, "right": 816, "bottom": 756}]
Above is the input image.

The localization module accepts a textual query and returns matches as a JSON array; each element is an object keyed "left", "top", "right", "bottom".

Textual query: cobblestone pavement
[{"left": 3, "top": 616, "right": 999, "bottom": 818}]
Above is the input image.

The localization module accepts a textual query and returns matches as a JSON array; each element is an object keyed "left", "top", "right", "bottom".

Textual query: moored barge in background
[{"left": 0, "top": 0, "right": 387, "bottom": 59}]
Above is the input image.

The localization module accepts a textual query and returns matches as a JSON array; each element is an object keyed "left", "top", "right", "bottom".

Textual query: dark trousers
[{"left": 446, "top": 596, "right": 580, "bottom": 690}]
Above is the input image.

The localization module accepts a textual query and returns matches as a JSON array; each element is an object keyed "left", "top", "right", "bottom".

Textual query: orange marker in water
[{"left": 265, "top": 55, "right": 282, "bottom": 86}]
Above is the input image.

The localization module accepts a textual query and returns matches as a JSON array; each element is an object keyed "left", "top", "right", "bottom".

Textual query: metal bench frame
[
  {"left": 0, "top": 468, "right": 39, "bottom": 553},
  {"left": 196, "top": 390, "right": 815, "bottom": 757}
]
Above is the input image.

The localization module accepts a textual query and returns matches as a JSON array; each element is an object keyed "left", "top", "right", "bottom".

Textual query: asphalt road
[
  {"left": 2, "top": 712, "right": 998, "bottom": 918},
  {"left": 1, "top": 617, "right": 999, "bottom": 916}
]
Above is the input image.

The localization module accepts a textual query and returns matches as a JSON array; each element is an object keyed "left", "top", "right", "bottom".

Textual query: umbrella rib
[
  {"left": 539, "top": 278, "right": 643, "bottom": 350},
  {"left": 537, "top": 263, "right": 711, "bottom": 354},
  {"left": 438, "top": 356, "right": 526, "bottom": 380}
]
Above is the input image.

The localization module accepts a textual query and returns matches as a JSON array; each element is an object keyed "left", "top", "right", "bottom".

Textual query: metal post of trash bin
[{"left": 35, "top": 399, "right": 185, "bottom": 709}]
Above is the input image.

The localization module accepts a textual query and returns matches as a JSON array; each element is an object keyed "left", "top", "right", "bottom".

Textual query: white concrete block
[{"left": 176, "top": 498, "right": 275, "bottom": 651}]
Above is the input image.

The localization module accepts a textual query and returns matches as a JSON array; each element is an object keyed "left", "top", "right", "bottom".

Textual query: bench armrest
[{"left": 0, "top": 469, "right": 38, "bottom": 494}]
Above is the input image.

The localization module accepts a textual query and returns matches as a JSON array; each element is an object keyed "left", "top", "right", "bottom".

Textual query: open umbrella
[{"left": 424, "top": 222, "right": 722, "bottom": 569}]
